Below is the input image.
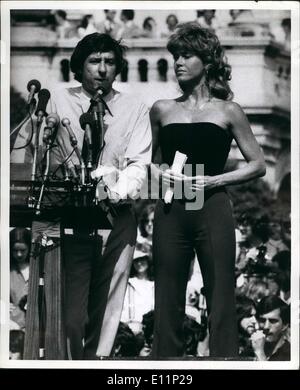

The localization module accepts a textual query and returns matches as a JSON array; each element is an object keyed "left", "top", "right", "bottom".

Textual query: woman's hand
[{"left": 162, "top": 169, "right": 219, "bottom": 191}]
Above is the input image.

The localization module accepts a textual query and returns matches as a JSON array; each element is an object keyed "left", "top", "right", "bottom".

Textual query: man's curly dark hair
[{"left": 70, "top": 33, "right": 127, "bottom": 82}]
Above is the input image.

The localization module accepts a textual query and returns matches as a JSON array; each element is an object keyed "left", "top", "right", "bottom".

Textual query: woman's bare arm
[{"left": 211, "top": 101, "right": 266, "bottom": 187}]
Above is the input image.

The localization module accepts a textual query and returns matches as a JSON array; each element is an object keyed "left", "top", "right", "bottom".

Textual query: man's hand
[
  {"left": 92, "top": 165, "right": 122, "bottom": 203},
  {"left": 91, "top": 165, "right": 118, "bottom": 181},
  {"left": 250, "top": 330, "right": 267, "bottom": 360}
]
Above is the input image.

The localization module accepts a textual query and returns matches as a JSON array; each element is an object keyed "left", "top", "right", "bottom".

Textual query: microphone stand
[
  {"left": 31, "top": 112, "right": 45, "bottom": 181},
  {"left": 33, "top": 233, "right": 47, "bottom": 359},
  {"left": 70, "top": 139, "right": 85, "bottom": 185},
  {"left": 35, "top": 129, "right": 55, "bottom": 215}
]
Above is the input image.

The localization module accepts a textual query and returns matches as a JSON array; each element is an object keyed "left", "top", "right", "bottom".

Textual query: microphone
[
  {"left": 31, "top": 89, "right": 51, "bottom": 181},
  {"left": 27, "top": 79, "right": 41, "bottom": 106},
  {"left": 61, "top": 117, "right": 78, "bottom": 147},
  {"left": 79, "top": 113, "right": 94, "bottom": 168},
  {"left": 43, "top": 113, "right": 60, "bottom": 143},
  {"left": 35, "top": 89, "right": 51, "bottom": 122}
]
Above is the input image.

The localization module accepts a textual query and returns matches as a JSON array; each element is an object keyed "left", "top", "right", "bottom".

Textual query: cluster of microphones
[
  {"left": 26, "top": 79, "right": 95, "bottom": 182},
  {"left": 24, "top": 79, "right": 106, "bottom": 215}
]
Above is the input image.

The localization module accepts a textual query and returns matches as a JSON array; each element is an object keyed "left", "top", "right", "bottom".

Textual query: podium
[{"left": 10, "top": 163, "right": 112, "bottom": 360}]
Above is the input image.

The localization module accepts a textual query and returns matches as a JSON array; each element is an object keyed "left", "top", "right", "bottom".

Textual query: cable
[
  {"left": 50, "top": 148, "right": 76, "bottom": 179},
  {"left": 10, "top": 113, "right": 30, "bottom": 136},
  {"left": 12, "top": 110, "right": 35, "bottom": 150}
]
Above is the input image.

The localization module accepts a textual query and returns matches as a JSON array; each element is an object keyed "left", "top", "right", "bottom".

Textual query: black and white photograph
[{"left": 0, "top": 1, "right": 299, "bottom": 370}]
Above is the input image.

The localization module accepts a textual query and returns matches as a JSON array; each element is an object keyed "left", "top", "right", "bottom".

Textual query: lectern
[{"left": 10, "top": 163, "right": 112, "bottom": 360}]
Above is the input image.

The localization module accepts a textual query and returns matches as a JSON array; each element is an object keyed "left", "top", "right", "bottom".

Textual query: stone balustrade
[{"left": 9, "top": 24, "right": 291, "bottom": 192}]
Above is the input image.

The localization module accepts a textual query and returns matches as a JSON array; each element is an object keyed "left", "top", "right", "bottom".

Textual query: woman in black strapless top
[{"left": 150, "top": 23, "right": 266, "bottom": 358}]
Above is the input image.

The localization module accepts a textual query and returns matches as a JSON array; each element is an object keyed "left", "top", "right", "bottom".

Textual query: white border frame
[{"left": 1, "top": 1, "right": 299, "bottom": 370}]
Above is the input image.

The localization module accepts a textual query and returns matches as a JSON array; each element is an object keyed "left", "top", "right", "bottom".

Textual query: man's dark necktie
[
  {"left": 81, "top": 99, "right": 102, "bottom": 167},
  {"left": 81, "top": 96, "right": 113, "bottom": 167}
]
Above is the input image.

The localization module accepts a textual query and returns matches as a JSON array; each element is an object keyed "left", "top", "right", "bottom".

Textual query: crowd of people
[
  {"left": 9, "top": 228, "right": 31, "bottom": 360},
  {"left": 46, "top": 9, "right": 290, "bottom": 50},
  {"left": 48, "top": 9, "right": 180, "bottom": 40},
  {"left": 113, "top": 202, "right": 291, "bottom": 359},
  {"left": 10, "top": 203, "right": 291, "bottom": 360}
]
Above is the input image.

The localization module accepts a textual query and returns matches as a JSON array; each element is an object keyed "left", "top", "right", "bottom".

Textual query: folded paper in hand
[{"left": 164, "top": 151, "right": 188, "bottom": 204}]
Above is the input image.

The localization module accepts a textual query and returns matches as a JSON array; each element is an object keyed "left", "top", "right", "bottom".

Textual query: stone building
[{"left": 9, "top": 8, "right": 291, "bottom": 197}]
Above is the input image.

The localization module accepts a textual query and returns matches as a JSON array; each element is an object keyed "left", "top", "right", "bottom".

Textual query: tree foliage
[
  {"left": 228, "top": 178, "right": 290, "bottom": 223},
  {"left": 10, "top": 87, "right": 28, "bottom": 129}
]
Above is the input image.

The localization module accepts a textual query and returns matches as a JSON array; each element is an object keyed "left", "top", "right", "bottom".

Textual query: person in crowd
[
  {"left": 141, "top": 17, "right": 159, "bottom": 39},
  {"left": 243, "top": 277, "right": 269, "bottom": 304},
  {"left": 97, "top": 10, "right": 121, "bottom": 39},
  {"left": 10, "top": 228, "right": 31, "bottom": 331},
  {"left": 77, "top": 14, "right": 98, "bottom": 38},
  {"left": 235, "top": 295, "right": 258, "bottom": 357},
  {"left": 196, "top": 308, "right": 209, "bottom": 357},
  {"left": 265, "top": 271, "right": 281, "bottom": 297},
  {"left": 185, "top": 284, "right": 201, "bottom": 324},
  {"left": 195, "top": 10, "right": 218, "bottom": 31},
  {"left": 9, "top": 329, "right": 25, "bottom": 360},
  {"left": 281, "top": 215, "right": 291, "bottom": 249},
  {"left": 281, "top": 18, "right": 291, "bottom": 51},
  {"left": 117, "top": 10, "right": 142, "bottom": 39},
  {"left": 185, "top": 255, "right": 205, "bottom": 325},
  {"left": 161, "top": 14, "right": 179, "bottom": 38},
  {"left": 228, "top": 9, "right": 266, "bottom": 38},
  {"left": 53, "top": 9, "right": 73, "bottom": 39},
  {"left": 251, "top": 295, "right": 290, "bottom": 360},
  {"left": 239, "top": 214, "right": 288, "bottom": 274},
  {"left": 235, "top": 213, "right": 258, "bottom": 270},
  {"left": 272, "top": 250, "right": 291, "bottom": 273},
  {"left": 120, "top": 248, "right": 154, "bottom": 335},
  {"left": 183, "top": 315, "right": 203, "bottom": 357},
  {"left": 150, "top": 22, "right": 266, "bottom": 358},
  {"left": 272, "top": 250, "right": 291, "bottom": 304},
  {"left": 33, "top": 32, "right": 151, "bottom": 359},
  {"left": 264, "top": 217, "right": 289, "bottom": 261},
  {"left": 112, "top": 322, "right": 144, "bottom": 357},
  {"left": 136, "top": 203, "right": 155, "bottom": 252},
  {"left": 229, "top": 9, "right": 254, "bottom": 24},
  {"left": 139, "top": 310, "right": 154, "bottom": 357}
]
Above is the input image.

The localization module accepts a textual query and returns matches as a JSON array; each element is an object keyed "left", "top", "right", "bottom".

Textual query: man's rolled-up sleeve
[{"left": 109, "top": 103, "right": 152, "bottom": 200}]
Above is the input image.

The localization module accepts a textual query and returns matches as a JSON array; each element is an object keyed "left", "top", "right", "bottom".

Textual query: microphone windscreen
[
  {"left": 27, "top": 79, "right": 41, "bottom": 93},
  {"left": 61, "top": 117, "right": 70, "bottom": 127},
  {"left": 46, "top": 113, "right": 60, "bottom": 127},
  {"left": 35, "top": 89, "right": 51, "bottom": 116},
  {"left": 79, "top": 113, "right": 94, "bottom": 130}
]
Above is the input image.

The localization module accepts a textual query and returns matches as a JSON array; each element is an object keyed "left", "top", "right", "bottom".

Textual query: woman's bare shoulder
[
  {"left": 150, "top": 99, "right": 177, "bottom": 114},
  {"left": 222, "top": 100, "right": 245, "bottom": 116},
  {"left": 210, "top": 100, "right": 246, "bottom": 122}
]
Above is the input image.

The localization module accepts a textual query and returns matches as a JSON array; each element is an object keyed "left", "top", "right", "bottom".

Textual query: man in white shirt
[{"left": 22, "top": 33, "right": 151, "bottom": 360}]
